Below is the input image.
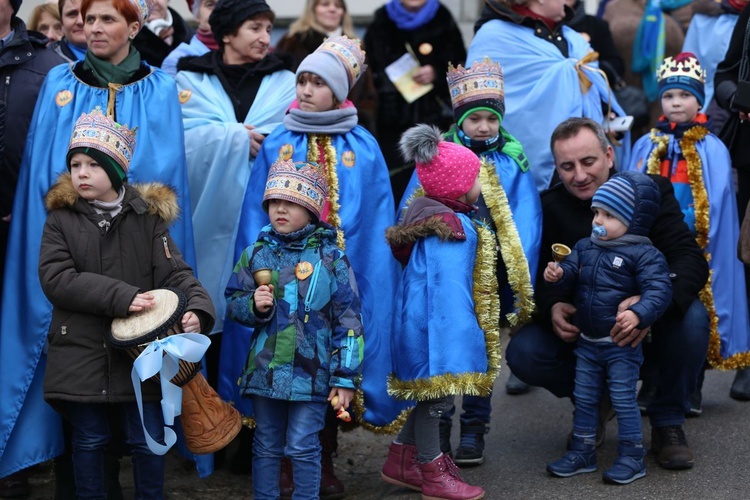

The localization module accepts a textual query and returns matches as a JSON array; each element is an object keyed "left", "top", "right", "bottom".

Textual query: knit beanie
[
  {"left": 263, "top": 159, "right": 329, "bottom": 221},
  {"left": 10, "top": 0, "right": 21, "bottom": 14},
  {"left": 210, "top": 0, "right": 271, "bottom": 47},
  {"left": 591, "top": 174, "right": 636, "bottom": 230},
  {"left": 67, "top": 107, "right": 136, "bottom": 192},
  {"left": 400, "top": 124, "right": 481, "bottom": 200},
  {"left": 657, "top": 52, "right": 706, "bottom": 107},
  {"left": 447, "top": 57, "right": 505, "bottom": 127},
  {"left": 296, "top": 35, "right": 366, "bottom": 102}
]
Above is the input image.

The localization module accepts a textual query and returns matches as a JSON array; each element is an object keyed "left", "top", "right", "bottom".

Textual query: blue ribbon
[{"left": 130, "top": 333, "right": 211, "bottom": 455}]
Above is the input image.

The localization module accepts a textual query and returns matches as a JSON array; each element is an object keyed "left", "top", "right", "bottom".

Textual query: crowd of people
[{"left": 1, "top": 0, "right": 750, "bottom": 498}]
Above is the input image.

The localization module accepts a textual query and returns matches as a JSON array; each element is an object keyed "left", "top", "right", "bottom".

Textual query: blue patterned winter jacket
[{"left": 225, "top": 223, "right": 364, "bottom": 402}]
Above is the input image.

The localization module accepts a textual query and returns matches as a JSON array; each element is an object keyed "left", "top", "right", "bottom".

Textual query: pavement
[{"left": 23, "top": 356, "right": 749, "bottom": 499}]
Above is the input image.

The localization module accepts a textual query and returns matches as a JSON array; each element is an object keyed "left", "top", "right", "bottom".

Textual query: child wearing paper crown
[
  {"left": 380, "top": 124, "right": 499, "bottom": 500},
  {"left": 223, "top": 34, "right": 401, "bottom": 496},
  {"left": 543, "top": 172, "right": 672, "bottom": 485},
  {"left": 399, "top": 57, "right": 542, "bottom": 465},
  {"left": 38, "top": 108, "right": 214, "bottom": 499},
  {"left": 225, "top": 158, "right": 364, "bottom": 500},
  {"left": 624, "top": 52, "right": 750, "bottom": 397}
]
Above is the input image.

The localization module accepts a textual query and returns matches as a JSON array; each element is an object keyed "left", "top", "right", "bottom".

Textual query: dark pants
[
  {"left": 442, "top": 395, "right": 492, "bottom": 425},
  {"left": 66, "top": 402, "right": 164, "bottom": 500},
  {"left": 506, "top": 298, "right": 709, "bottom": 428}
]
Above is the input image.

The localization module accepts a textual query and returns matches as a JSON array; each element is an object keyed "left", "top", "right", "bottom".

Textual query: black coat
[
  {"left": 132, "top": 7, "right": 193, "bottom": 68},
  {"left": 364, "top": 4, "right": 466, "bottom": 135},
  {"left": 715, "top": 2, "right": 750, "bottom": 169},
  {"left": 535, "top": 174, "right": 708, "bottom": 326},
  {"left": 39, "top": 176, "right": 215, "bottom": 405}
]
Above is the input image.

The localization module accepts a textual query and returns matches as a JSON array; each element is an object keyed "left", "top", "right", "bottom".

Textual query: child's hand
[
  {"left": 129, "top": 292, "right": 155, "bottom": 313},
  {"left": 254, "top": 285, "right": 274, "bottom": 313},
  {"left": 181, "top": 311, "right": 201, "bottom": 333},
  {"left": 543, "top": 262, "right": 563, "bottom": 283},
  {"left": 328, "top": 387, "right": 354, "bottom": 411},
  {"left": 614, "top": 310, "right": 639, "bottom": 337}
]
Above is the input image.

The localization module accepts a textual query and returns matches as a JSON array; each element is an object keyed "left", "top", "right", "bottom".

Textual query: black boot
[
  {"left": 319, "top": 409, "right": 345, "bottom": 499},
  {"left": 730, "top": 368, "right": 750, "bottom": 401},
  {"left": 453, "top": 420, "right": 489, "bottom": 466},
  {"left": 0, "top": 470, "right": 30, "bottom": 499},
  {"left": 230, "top": 426, "right": 254, "bottom": 475}
]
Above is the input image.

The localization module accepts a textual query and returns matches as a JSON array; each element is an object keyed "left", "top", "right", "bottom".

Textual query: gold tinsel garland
[
  {"left": 478, "top": 159, "right": 535, "bottom": 325},
  {"left": 308, "top": 134, "right": 345, "bottom": 250},
  {"left": 385, "top": 220, "right": 500, "bottom": 401},
  {"left": 645, "top": 126, "right": 750, "bottom": 369}
]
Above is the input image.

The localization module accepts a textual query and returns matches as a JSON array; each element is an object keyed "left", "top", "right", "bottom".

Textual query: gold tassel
[
  {"left": 646, "top": 126, "right": 750, "bottom": 369},
  {"left": 478, "top": 159, "right": 535, "bottom": 325},
  {"left": 308, "top": 134, "right": 345, "bottom": 250},
  {"left": 106, "top": 83, "right": 122, "bottom": 120}
]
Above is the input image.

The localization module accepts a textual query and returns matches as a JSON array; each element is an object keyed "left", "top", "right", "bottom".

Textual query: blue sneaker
[
  {"left": 602, "top": 455, "right": 646, "bottom": 484},
  {"left": 546, "top": 440, "right": 597, "bottom": 477}
]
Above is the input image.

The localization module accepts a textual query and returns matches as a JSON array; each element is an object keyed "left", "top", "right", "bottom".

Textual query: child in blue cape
[
  {"left": 226, "top": 158, "right": 364, "bottom": 499},
  {"left": 624, "top": 52, "right": 750, "bottom": 395},
  {"left": 221, "top": 34, "right": 401, "bottom": 495},
  {"left": 381, "top": 124, "right": 500, "bottom": 500},
  {"left": 544, "top": 172, "right": 672, "bottom": 485},
  {"left": 400, "top": 57, "right": 542, "bottom": 465}
]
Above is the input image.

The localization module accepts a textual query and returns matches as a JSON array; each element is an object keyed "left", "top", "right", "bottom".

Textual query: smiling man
[{"left": 505, "top": 117, "right": 710, "bottom": 472}]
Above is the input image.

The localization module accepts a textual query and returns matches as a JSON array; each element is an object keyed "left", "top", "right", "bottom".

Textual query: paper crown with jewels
[
  {"left": 446, "top": 57, "right": 505, "bottom": 126},
  {"left": 318, "top": 35, "right": 366, "bottom": 87},
  {"left": 263, "top": 159, "right": 329, "bottom": 220},
  {"left": 657, "top": 52, "right": 706, "bottom": 106},
  {"left": 68, "top": 107, "right": 137, "bottom": 174},
  {"left": 297, "top": 35, "right": 366, "bottom": 102},
  {"left": 129, "top": 0, "right": 154, "bottom": 26}
]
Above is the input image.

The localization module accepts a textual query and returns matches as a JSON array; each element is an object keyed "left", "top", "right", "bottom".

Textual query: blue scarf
[{"left": 385, "top": 0, "right": 440, "bottom": 31}]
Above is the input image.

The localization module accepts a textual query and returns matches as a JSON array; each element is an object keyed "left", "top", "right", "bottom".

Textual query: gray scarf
[
  {"left": 283, "top": 106, "right": 358, "bottom": 135},
  {"left": 591, "top": 234, "right": 653, "bottom": 247}
]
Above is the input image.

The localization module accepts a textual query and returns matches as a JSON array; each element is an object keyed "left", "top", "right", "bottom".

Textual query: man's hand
[
  {"left": 610, "top": 295, "right": 648, "bottom": 347},
  {"left": 551, "top": 302, "right": 580, "bottom": 342},
  {"left": 129, "top": 292, "right": 155, "bottom": 313}
]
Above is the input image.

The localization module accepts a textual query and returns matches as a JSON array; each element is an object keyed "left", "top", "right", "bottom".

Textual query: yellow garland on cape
[
  {"left": 308, "top": 134, "right": 345, "bottom": 250},
  {"left": 385, "top": 221, "right": 501, "bottom": 401},
  {"left": 646, "top": 126, "right": 750, "bottom": 369},
  {"left": 478, "top": 159, "right": 535, "bottom": 326}
]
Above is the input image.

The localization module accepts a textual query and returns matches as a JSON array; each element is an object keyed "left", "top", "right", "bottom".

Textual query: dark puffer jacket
[
  {"left": 39, "top": 175, "right": 215, "bottom": 406},
  {"left": 553, "top": 173, "right": 673, "bottom": 337}
]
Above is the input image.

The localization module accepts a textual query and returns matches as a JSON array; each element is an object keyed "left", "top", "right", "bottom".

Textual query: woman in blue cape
[
  {"left": 0, "top": 0, "right": 198, "bottom": 480},
  {"left": 467, "top": 0, "right": 629, "bottom": 192},
  {"left": 174, "top": 0, "right": 295, "bottom": 337}
]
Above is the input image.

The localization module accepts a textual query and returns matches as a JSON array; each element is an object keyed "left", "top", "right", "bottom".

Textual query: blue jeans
[
  {"left": 251, "top": 396, "right": 327, "bottom": 500},
  {"left": 506, "top": 298, "right": 709, "bottom": 428},
  {"left": 442, "top": 395, "right": 492, "bottom": 425},
  {"left": 573, "top": 339, "right": 643, "bottom": 444},
  {"left": 66, "top": 401, "right": 164, "bottom": 500}
]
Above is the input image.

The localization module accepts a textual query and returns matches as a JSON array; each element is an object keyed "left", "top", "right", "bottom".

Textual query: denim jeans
[
  {"left": 65, "top": 401, "right": 164, "bottom": 500},
  {"left": 573, "top": 339, "right": 643, "bottom": 444},
  {"left": 441, "top": 395, "right": 492, "bottom": 425},
  {"left": 251, "top": 396, "right": 327, "bottom": 500},
  {"left": 506, "top": 298, "right": 709, "bottom": 429}
]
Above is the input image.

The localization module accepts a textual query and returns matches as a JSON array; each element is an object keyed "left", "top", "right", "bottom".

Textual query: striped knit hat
[{"left": 591, "top": 174, "right": 637, "bottom": 229}]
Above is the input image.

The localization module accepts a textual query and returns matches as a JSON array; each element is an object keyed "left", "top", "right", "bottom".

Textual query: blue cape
[
  {"left": 175, "top": 68, "right": 296, "bottom": 334},
  {"left": 0, "top": 62, "right": 197, "bottom": 477},
  {"left": 682, "top": 13, "right": 739, "bottom": 107},
  {"left": 626, "top": 130, "right": 750, "bottom": 364},
  {"left": 219, "top": 125, "right": 407, "bottom": 427},
  {"left": 467, "top": 21, "right": 630, "bottom": 191},
  {"left": 399, "top": 146, "right": 542, "bottom": 319}
]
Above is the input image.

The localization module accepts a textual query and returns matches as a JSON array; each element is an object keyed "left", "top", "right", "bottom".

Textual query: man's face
[
  {"left": 552, "top": 128, "right": 613, "bottom": 201},
  {"left": 0, "top": 0, "right": 13, "bottom": 37}
]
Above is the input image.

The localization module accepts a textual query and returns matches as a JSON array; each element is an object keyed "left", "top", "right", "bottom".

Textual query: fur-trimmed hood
[{"left": 44, "top": 173, "right": 180, "bottom": 224}]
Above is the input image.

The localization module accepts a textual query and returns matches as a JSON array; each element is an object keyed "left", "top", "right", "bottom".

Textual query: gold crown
[
  {"left": 447, "top": 57, "right": 504, "bottom": 110},
  {"left": 68, "top": 107, "right": 137, "bottom": 173},
  {"left": 319, "top": 35, "right": 366, "bottom": 86},
  {"left": 657, "top": 53, "right": 705, "bottom": 85}
]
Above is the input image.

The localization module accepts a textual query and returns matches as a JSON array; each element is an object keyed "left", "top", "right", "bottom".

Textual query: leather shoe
[
  {"left": 651, "top": 425, "right": 694, "bottom": 470},
  {"left": 505, "top": 370, "right": 531, "bottom": 395},
  {"left": 730, "top": 368, "right": 750, "bottom": 401},
  {"left": 0, "top": 470, "right": 30, "bottom": 498}
]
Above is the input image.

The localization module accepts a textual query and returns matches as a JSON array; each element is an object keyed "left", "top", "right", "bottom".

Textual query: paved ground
[{"left": 24, "top": 356, "right": 750, "bottom": 499}]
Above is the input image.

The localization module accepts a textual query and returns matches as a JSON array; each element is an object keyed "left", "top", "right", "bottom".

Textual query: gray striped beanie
[{"left": 591, "top": 175, "right": 636, "bottom": 228}]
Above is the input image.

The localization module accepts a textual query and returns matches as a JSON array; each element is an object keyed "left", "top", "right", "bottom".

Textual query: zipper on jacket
[
  {"left": 345, "top": 330, "right": 355, "bottom": 367},
  {"left": 303, "top": 260, "right": 323, "bottom": 323},
  {"left": 163, "top": 236, "right": 177, "bottom": 269}
]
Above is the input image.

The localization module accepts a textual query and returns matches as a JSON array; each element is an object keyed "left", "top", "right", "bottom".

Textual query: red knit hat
[{"left": 399, "top": 124, "right": 480, "bottom": 200}]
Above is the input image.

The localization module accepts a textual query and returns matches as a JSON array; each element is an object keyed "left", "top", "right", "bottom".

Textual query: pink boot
[
  {"left": 381, "top": 441, "right": 422, "bottom": 491},
  {"left": 419, "top": 454, "right": 484, "bottom": 500}
]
